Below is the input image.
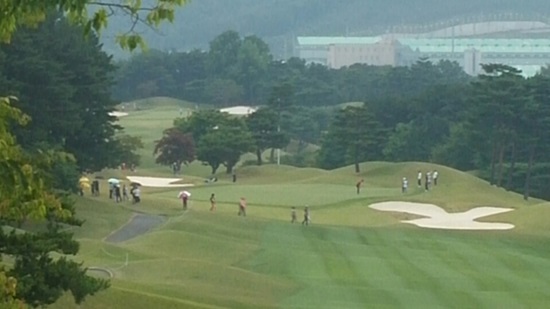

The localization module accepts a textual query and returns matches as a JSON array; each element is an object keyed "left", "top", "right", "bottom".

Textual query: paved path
[{"left": 105, "top": 213, "right": 167, "bottom": 243}]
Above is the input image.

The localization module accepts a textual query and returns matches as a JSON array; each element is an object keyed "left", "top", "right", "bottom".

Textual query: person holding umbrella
[
  {"left": 178, "top": 190, "right": 191, "bottom": 210},
  {"left": 78, "top": 176, "right": 90, "bottom": 196},
  {"left": 108, "top": 178, "right": 120, "bottom": 199}
]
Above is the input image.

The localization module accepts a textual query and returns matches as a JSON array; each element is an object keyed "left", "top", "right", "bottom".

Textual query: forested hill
[{"left": 102, "top": 0, "right": 550, "bottom": 58}]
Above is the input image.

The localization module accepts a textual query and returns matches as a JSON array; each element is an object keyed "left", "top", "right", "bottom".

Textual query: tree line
[
  {"left": 140, "top": 31, "right": 550, "bottom": 201},
  {"left": 113, "top": 30, "right": 470, "bottom": 106}
]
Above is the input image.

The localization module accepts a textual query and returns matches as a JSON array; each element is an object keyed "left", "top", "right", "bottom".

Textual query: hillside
[
  {"left": 49, "top": 100, "right": 550, "bottom": 308},
  {"left": 101, "top": 0, "right": 550, "bottom": 58}
]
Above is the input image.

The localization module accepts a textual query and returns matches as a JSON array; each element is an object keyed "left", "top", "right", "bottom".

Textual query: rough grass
[{"left": 48, "top": 98, "right": 550, "bottom": 308}]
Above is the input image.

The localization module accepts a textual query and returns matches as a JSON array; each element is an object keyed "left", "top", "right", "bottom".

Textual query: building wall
[
  {"left": 464, "top": 49, "right": 483, "bottom": 75},
  {"left": 326, "top": 40, "right": 402, "bottom": 69},
  {"left": 296, "top": 36, "right": 550, "bottom": 76}
]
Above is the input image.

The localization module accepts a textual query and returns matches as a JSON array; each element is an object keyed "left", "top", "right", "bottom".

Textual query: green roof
[
  {"left": 297, "top": 36, "right": 550, "bottom": 53},
  {"left": 401, "top": 38, "right": 550, "bottom": 53}
]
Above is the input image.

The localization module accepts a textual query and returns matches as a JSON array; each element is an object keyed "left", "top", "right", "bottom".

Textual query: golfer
[
  {"left": 238, "top": 197, "right": 247, "bottom": 216},
  {"left": 178, "top": 191, "right": 190, "bottom": 210},
  {"left": 356, "top": 179, "right": 364, "bottom": 194},
  {"left": 302, "top": 206, "right": 310, "bottom": 226},
  {"left": 210, "top": 193, "right": 216, "bottom": 212}
]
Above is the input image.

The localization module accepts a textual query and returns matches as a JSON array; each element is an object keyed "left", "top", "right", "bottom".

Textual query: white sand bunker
[
  {"left": 369, "top": 201, "right": 515, "bottom": 230},
  {"left": 126, "top": 176, "right": 194, "bottom": 188},
  {"left": 220, "top": 106, "right": 257, "bottom": 115},
  {"left": 109, "top": 111, "right": 129, "bottom": 118}
]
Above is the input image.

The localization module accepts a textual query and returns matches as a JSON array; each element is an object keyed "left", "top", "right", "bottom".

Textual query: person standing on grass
[
  {"left": 356, "top": 179, "right": 364, "bottom": 194},
  {"left": 122, "top": 184, "right": 129, "bottom": 201},
  {"left": 402, "top": 177, "right": 408, "bottom": 193},
  {"left": 425, "top": 171, "right": 430, "bottom": 192},
  {"left": 417, "top": 170, "right": 422, "bottom": 188},
  {"left": 132, "top": 187, "right": 141, "bottom": 204},
  {"left": 115, "top": 184, "right": 122, "bottom": 203},
  {"left": 302, "top": 206, "right": 310, "bottom": 226},
  {"left": 238, "top": 197, "right": 247, "bottom": 216},
  {"left": 291, "top": 206, "right": 297, "bottom": 223},
  {"left": 433, "top": 170, "right": 439, "bottom": 186},
  {"left": 91, "top": 180, "right": 100, "bottom": 196},
  {"left": 210, "top": 193, "right": 216, "bottom": 212},
  {"left": 179, "top": 192, "right": 189, "bottom": 210},
  {"left": 172, "top": 162, "right": 177, "bottom": 176},
  {"left": 109, "top": 182, "right": 114, "bottom": 199}
]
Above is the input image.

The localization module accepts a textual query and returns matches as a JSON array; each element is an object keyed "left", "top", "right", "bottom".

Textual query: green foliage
[
  {"left": 173, "top": 109, "right": 230, "bottom": 144},
  {"left": 431, "top": 123, "right": 477, "bottom": 170},
  {"left": 0, "top": 0, "right": 190, "bottom": 50},
  {"left": 0, "top": 271, "right": 22, "bottom": 308},
  {"left": 0, "top": 14, "right": 129, "bottom": 172},
  {"left": 317, "top": 105, "right": 382, "bottom": 172},
  {"left": 197, "top": 123, "right": 254, "bottom": 174},
  {"left": 204, "top": 78, "right": 244, "bottom": 106},
  {"left": 112, "top": 134, "right": 144, "bottom": 168},
  {"left": 246, "top": 108, "right": 288, "bottom": 165},
  {"left": 153, "top": 128, "right": 195, "bottom": 166},
  {"left": 0, "top": 97, "right": 108, "bottom": 307},
  {"left": 3, "top": 225, "right": 109, "bottom": 307},
  {"left": 382, "top": 122, "right": 424, "bottom": 162}
]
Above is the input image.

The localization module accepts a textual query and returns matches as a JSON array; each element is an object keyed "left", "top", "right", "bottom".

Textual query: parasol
[{"left": 178, "top": 190, "right": 191, "bottom": 198}]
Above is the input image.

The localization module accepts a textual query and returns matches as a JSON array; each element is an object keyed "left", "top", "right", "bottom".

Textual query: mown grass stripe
[
  {"left": 366, "top": 228, "right": 451, "bottom": 308},
  {"left": 400, "top": 229, "right": 483, "bottom": 308},
  {"left": 445, "top": 236, "right": 526, "bottom": 308}
]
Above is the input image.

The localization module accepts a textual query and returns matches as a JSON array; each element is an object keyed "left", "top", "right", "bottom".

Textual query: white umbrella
[
  {"left": 108, "top": 178, "right": 120, "bottom": 184},
  {"left": 178, "top": 190, "right": 191, "bottom": 198}
]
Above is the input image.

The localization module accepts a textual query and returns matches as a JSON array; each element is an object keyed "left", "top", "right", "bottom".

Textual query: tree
[
  {"left": 266, "top": 82, "right": 294, "bottom": 162},
  {"left": 173, "top": 109, "right": 230, "bottom": 144},
  {"left": 207, "top": 30, "right": 242, "bottom": 78},
  {"left": 317, "top": 105, "right": 383, "bottom": 172},
  {"left": 521, "top": 74, "right": 550, "bottom": 199},
  {"left": 431, "top": 123, "right": 477, "bottom": 170},
  {"left": 112, "top": 134, "right": 144, "bottom": 168},
  {"left": 1, "top": 14, "right": 130, "bottom": 172},
  {"left": 283, "top": 106, "right": 323, "bottom": 153},
  {"left": 113, "top": 50, "right": 177, "bottom": 101},
  {"left": 205, "top": 78, "right": 244, "bottom": 106},
  {"left": 466, "top": 64, "right": 525, "bottom": 186},
  {"left": 1, "top": 0, "right": 190, "bottom": 50},
  {"left": 196, "top": 119, "right": 254, "bottom": 174},
  {"left": 0, "top": 97, "right": 108, "bottom": 308},
  {"left": 154, "top": 128, "right": 195, "bottom": 166},
  {"left": 235, "top": 35, "right": 272, "bottom": 101},
  {"left": 246, "top": 108, "right": 288, "bottom": 165}
]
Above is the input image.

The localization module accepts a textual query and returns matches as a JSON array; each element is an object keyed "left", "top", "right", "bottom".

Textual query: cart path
[{"left": 105, "top": 213, "right": 167, "bottom": 243}]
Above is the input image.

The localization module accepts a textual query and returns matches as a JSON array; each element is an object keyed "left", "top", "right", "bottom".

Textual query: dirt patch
[{"left": 105, "top": 213, "right": 167, "bottom": 243}]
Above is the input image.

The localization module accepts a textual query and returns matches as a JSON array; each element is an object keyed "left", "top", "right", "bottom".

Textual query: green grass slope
[
  {"left": 52, "top": 161, "right": 550, "bottom": 309},
  {"left": 49, "top": 101, "right": 550, "bottom": 308}
]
